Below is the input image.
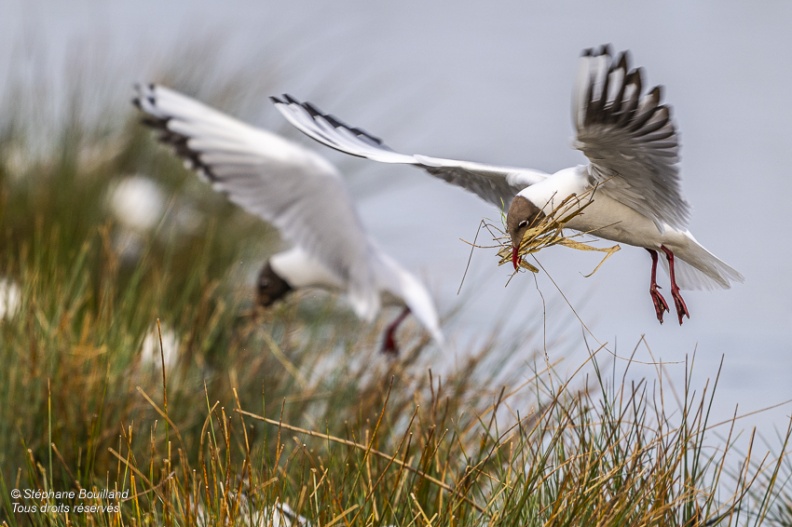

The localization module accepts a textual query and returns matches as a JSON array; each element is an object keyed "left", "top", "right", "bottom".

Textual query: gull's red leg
[
  {"left": 381, "top": 306, "right": 411, "bottom": 355},
  {"left": 647, "top": 248, "right": 669, "bottom": 324},
  {"left": 660, "top": 245, "right": 690, "bottom": 325}
]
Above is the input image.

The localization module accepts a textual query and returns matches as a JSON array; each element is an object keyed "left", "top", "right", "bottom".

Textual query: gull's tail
[{"left": 666, "top": 232, "right": 744, "bottom": 290}]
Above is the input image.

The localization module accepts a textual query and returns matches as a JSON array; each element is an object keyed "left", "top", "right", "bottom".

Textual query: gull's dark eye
[{"left": 518, "top": 220, "right": 528, "bottom": 229}]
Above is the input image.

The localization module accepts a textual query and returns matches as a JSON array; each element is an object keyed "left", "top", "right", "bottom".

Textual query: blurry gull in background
[
  {"left": 133, "top": 84, "right": 444, "bottom": 354},
  {"left": 272, "top": 45, "right": 743, "bottom": 326}
]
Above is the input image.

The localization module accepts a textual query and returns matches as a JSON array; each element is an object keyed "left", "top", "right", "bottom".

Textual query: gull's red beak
[{"left": 512, "top": 245, "right": 520, "bottom": 270}]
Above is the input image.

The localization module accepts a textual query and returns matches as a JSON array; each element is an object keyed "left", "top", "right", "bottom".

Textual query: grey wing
[
  {"left": 573, "top": 45, "right": 689, "bottom": 230},
  {"left": 271, "top": 94, "right": 548, "bottom": 209},
  {"left": 134, "top": 84, "right": 379, "bottom": 316}
]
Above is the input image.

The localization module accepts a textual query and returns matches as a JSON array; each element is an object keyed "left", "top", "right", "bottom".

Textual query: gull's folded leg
[
  {"left": 647, "top": 248, "right": 670, "bottom": 324},
  {"left": 381, "top": 306, "right": 411, "bottom": 355},
  {"left": 660, "top": 245, "right": 690, "bottom": 325}
]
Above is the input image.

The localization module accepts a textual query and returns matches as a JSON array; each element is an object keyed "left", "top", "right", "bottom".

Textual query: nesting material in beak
[{"left": 498, "top": 192, "right": 620, "bottom": 276}]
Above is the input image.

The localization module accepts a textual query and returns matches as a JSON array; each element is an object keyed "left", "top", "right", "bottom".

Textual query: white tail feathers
[{"left": 664, "top": 234, "right": 744, "bottom": 290}]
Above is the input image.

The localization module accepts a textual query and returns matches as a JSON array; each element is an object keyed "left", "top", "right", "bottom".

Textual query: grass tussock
[{"left": 0, "top": 52, "right": 790, "bottom": 526}]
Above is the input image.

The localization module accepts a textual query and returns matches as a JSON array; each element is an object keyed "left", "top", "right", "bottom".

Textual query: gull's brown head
[
  {"left": 257, "top": 261, "right": 294, "bottom": 307},
  {"left": 506, "top": 196, "right": 546, "bottom": 270}
]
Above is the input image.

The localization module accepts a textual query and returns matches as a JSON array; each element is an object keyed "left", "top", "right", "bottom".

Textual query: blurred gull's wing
[
  {"left": 134, "top": 84, "right": 380, "bottom": 319},
  {"left": 271, "top": 95, "right": 549, "bottom": 209},
  {"left": 573, "top": 46, "right": 689, "bottom": 230}
]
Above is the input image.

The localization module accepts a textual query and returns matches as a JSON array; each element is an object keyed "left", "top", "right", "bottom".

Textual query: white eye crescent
[{"left": 518, "top": 220, "right": 528, "bottom": 229}]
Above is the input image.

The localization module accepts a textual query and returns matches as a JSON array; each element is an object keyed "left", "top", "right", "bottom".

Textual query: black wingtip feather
[
  {"left": 653, "top": 84, "right": 664, "bottom": 102},
  {"left": 615, "top": 51, "right": 629, "bottom": 72},
  {"left": 133, "top": 99, "right": 220, "bottom": 183},
  {"left": 631, "top": 67, "right": 644, "bottom": 95},
  {"left": 629, "top": 92, "right": 666, "bottom": 133},
  {"left": 324, "top": 112, "right": 385, "bottom": 146},
  {"left": 634, "top": 106, "right": 671, "bottom": 137},
  {"left": 296, "top": 98, "right": 387, "bottom": 146},
  {"left": 301, "top": 101, "right": 323, "bottom": 118},
  {"left": 582, "top": 49, "right": 675, "bottom": 136},
  {"left": 322, "top": 113, "right": 345, "bottom": 129},
  {"left": 271, "top": 93, "right": 390, "bottom": 149}
]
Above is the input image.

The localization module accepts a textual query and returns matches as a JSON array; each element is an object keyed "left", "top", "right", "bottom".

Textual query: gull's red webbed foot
[
  {"left": 647, "top": 249, "right": 670, "bottom": 323},
  {"left": 650, "top": 284, "right": 670, "bottom": 324},
  {"left": 670, "top": 286, "right": 690, "bottom": 325}
]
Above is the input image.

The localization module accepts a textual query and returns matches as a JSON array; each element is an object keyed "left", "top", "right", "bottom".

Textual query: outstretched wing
[
  {"left": 134, "top": 84, "right": 380, "bottom": 318},
  {"left": 271, "top": 94, "right": 548, "bottom": 209},
  {"left": 573, "top": 45, "right": 689, "bottom": 230}
]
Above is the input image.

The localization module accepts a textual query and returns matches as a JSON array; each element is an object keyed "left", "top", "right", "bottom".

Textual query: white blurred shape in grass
[
  {"left": 0, "top": 278, "right": 21, "bottom": 320},
  {"left": 247, "top": 503, "right": 310, "bottom": 527},
  {"left": 108, "top": 174, "right": 166, "bottom": 231},
  {"left": 140, "top": 323, "right": 180, "bottom": 371}
]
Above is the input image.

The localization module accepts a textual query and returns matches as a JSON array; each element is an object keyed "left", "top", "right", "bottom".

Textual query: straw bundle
[{"left": 496, "top": 193, "right": 620, "bottom": 275}]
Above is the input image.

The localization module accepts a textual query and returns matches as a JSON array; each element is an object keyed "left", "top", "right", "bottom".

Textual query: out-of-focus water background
[{"left": 3, "top": 1, "right": 790, "bottom": 437}]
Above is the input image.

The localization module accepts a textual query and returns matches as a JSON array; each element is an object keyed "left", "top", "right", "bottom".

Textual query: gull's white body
[
  {"left": 269, "top": 246, "right": 436, "bottom": 312},
  {"left": 134, "top": 84, "right": 444, "bottom": 347},
  {"left": 518, "top": 165, "right": 737, "bottom": 290},
  {"left": 522, "top": 165, "right": 664, "bottom": 248},
  {"left": 269, "top": 247, "right": 344, "bottom": 291}
]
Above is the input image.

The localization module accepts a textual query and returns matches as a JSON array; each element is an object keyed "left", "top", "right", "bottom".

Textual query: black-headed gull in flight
[
  {"left": 271, "top": 46, "right": 743, "bottom": 325},
  {"left": 133, "top": 84, "right": 444, "bottom": 352}
]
